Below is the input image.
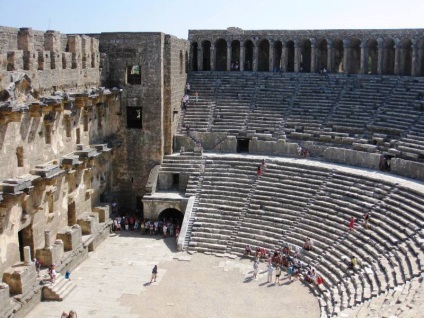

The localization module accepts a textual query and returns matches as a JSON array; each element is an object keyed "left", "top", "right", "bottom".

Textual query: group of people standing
[{"left": 112, "top": 217, "right": 181, "bottom": 238}]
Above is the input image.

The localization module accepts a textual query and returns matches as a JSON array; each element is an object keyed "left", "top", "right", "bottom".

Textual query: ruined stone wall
[
  {"left": 99, "top": 32, "right": 188, "bottom": 212},
  {"left": 0, "top": 26, "right": 120, "bottom": 275},
  {"left": 164, "top": 35, "right": 190, "bottom": 154}
]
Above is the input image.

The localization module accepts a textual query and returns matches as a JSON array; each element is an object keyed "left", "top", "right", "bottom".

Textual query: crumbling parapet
[
  {"left": 92, "top": 205, "right": 110, "bottom": 223},
  {"left": 2, "top": 262, "right": 37, "bottom": 295},
  {"left": 77, "top": 213, "right": 99, "bottom": 235},
  {"left": 56, "top": 225, "right": 82, "bottom": 252}
]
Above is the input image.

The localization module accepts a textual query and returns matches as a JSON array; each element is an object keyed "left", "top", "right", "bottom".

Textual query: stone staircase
[
  {"left": 184, "top": 72, "right": 424, "bottom": 163},
  {"left": 42, "top": 273, "right": 76, "bottom": 301},
  {"left": 171, "top": 153, "right": 424, "bottom": 317}
]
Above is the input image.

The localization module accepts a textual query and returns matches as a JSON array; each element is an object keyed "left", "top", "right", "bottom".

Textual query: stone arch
[
  {"left": 286, "top": 40, "right": 295, "bottom": 72},
  {"left": 366, "top": 39, "right": 378, "bottom": 74},
  {"left": 273, "top": 40, "right": 283, "bottom": 70},
  {"left": 316, "top": 38, "right": 328, "bottom": 71},
  {"left": 300, "top": 39, "right": 311, "bottom": 72},
  {"left": 191, "top": 42, "right": 198, "bottom": 71},
  {"left": 417, "top": 38, "right": 424, "bottom": 76},
  {"left": 231, "top": 40, "right": 240, "bottom": 71},
  {"left": 215, "top": 38, "right": 227, "bottom": 71},
  {"left": 158, "top": 208, "right": 184, "bottom": 226},
  {"left": 400, "top": 38, "right": 413, "bottom": 76},
  {"left": 258, "top": 39, "right": 270, "bottom": 72},
  {"left": 202, "top": 40, "right": 211, "bottom": 71},
  {"left": 333, "top": 39, "right": 344, "bottom": 73},
  {"left": 349, "top": 38, "right": 361, "bottom": 74},
  {"left": 244, "top": 40, "right": 254, "bottom": 71},
  {"left": 382, "top": 39, "right": 395, "bottom": 75}
]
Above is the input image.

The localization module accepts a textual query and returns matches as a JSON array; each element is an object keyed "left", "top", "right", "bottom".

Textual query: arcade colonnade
[{"left": 189, "top": 29, "right": 424, "bottom": 76}]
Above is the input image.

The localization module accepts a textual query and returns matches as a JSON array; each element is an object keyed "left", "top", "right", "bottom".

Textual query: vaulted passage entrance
[
  {"left": 158, "top": 208, "right": 184, "bottom": 226},
  {"left": 18, "top": 224, "right": 34, "bottom": 261}
]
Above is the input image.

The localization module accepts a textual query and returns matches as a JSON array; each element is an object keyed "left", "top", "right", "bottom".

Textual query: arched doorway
[
  {"left": 191, "top": 42, "right": 198, "bottom": 71},
  {"left": 350, "top": 38, "right": 361, "bottom": 74},
  {"left": 274, "top": 41, "right": 283, "bottom": 71},
  {"left": 400, "top": 39, "right": 412, "bottom": 76},
  {"left": 231, "top": 40, "right": 240, "bottom": 70},
  {"left": 158, "top": 208, "right": 184, "bottom": 227},
  {"left": 367, "top": 39, "right": 378, "bottom": 74},
  {"left": 382, "top": 39, "right": 395, "bottom": 75},
  {"left": 286, "top": 40, "right": 295, "bottom": 72},
  {"left": 244, "top": 40, "right": 253, "bottom": 71},
  {"left": 202, "top": 40, "right": 211, "bottom": 71},
  {"left": 333, "top": 39, "right": 344, "bottom": 73},
  {"left": 215, "top": 39, "right": 227, "bottom": 71},
  {"left": 316, "top": 38, "right": 328, "bottom": 71},
  {"left": 258, "top": 39, "right": 270, "bottom": 71},
  {"left": 300, "top": 39, "right": 311, "bottom": 72}
]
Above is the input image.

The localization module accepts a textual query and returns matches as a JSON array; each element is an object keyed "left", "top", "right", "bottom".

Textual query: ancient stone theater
[{"left": 1, "top": 25, "right": 424, "bottom": 317}]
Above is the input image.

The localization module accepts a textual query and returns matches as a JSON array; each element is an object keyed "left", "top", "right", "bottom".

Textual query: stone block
[
  {"left": 91, "top": 143, "right": 112, "bottom": 152},
  {"left": 56, "top": 225, "right": 82, "bottom": 252},
  {"left": 35, "top": 240, "right": 64, "bottom": 267},
  {"left": 30, "top": 163, "right": 64, "bottom": 179},
  {"left": 77, "top": 213, "right": 99, "bottom": 235},
  {"left": 2, "top": 263, "right": 36, "bottom": 295},
  {"left": 0, "top": 283, "right": 10, "bottom": 314},
  {"left": 74, "top": 147, "right": 99, "bottom": 159},
  {"left": 61, "top": 155, "right": 81, "bottom": 166},
  {"left": 93, "top": 205, "right": 110, "bottom": 223},
  {"left": 1, "top": 178, "right": 33, "bottom": 194}
]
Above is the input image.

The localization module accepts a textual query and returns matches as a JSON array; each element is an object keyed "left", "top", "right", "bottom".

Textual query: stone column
[
  {"left": 281, "top": 42, "right": 287, "bottom": 72},
  {"left": 18, "top": 28, "right": 35, "bottom": 71},
  {"left": 310, "top": 39, "right": 317, "bottom": 72},
  {"left": 377, "top": 39, "right": 383, "bottom": 75},
  {"left": 399, "top": 47, "right": 406, "bottom": 75},
  {"left": 394, "top": 42, "right": 400, "bottom": 75},
  {"left": 269, "top": 40, "right": 275, "bottom": 72},
  {"left": 343, "top": 39, "right": 350, "bottom": 74},
  {"left": 23, "top": 246, "right": 32, "bottom": 265},
  {"left": 197, "top": 46, "right": 203, "bottom": 71},
  {"left": 210, "top": 45, "right": 215, "bottom": 71},
  {"left": 226, "top": 44, "right": 232, "bottom": 71},
  {"left": 360, "top": 42, "right": 367, "bottom": 74},
  {"left": 411, "top": 43, "right": 418, "bottom": 76},
  {"left": 327, "top": 40, "right": 333, "bottom": 72},
  {"left": 44, "top": 230, "right": 51, "bottom": 248},
  {"left": 253, "top": 44, "right": 258, "bottom": 71},
  {"left": 240, "top": 44, "right": 245, "bottom": 71},
  {"left": 294, "top": 41, "right": 300, "bottom": 73}
]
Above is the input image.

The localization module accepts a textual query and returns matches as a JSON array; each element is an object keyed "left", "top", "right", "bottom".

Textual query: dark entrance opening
[
  {"left": 237, "top": 138, "right": 250, "bottom": 153},
  {"left": 136, "top": 196, "right": 144, "bottom": 220},
  {"left": 191, "top": 42, "right": 198, "bottom": 71},
  {"left": 173, "top": 173, "right": 180, "bottom": 189},
  {"left": 158, "top": 208, "right": 184, "bottom": 226},
  {"left": 18, "top": 224, "right": 34, "bottom": 261}
]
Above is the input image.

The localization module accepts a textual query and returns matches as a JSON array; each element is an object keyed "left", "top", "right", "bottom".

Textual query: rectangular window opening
[
  {"left": 127, "top": 107, "right": 142, "bottom": 129},
  {"left": 127, "top": 65, "right": 141, "bottom": 85}
]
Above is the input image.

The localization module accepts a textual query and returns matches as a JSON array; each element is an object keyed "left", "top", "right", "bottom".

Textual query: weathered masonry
[{"left": 189, "top": 27, "right": 424, "bottom": 76}]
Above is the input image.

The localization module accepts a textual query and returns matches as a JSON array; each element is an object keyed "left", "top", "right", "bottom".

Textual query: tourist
[
  {"left": 65, "top": 270, "right": 71, "bottom": 280},
  {"left": 68, "top": 310, "right": 78, "bottom": 318},
  {"left": 34, "top": 258, "right": 41, "bottom": 277},
  {"left": 257, "top": 165, "right": 262, "bottom": 177},
  {"left": 253, "top": 259, "right": 259, "bottom": 280},
  {"left": 48, "top": 264, "right": 57, "bottom": 283},
  {"left": 151, "top": 265, "right": 158, "bottom": 282},
  {"left": 303, "top": 237, "right": 312, "bottom": 251},
  {"left": 186, "top": 82, "right": 190, "bottom": 94},
  {"left": 349, "top": 255, "right": 358, "bottom": 270},
  {"left": 61, "top": 311, "right": 69, "bottom": 318},
  {"left": 195, "top": 91, "right": 199, "bottom": 103},
  {"left": 149, "top": 222, "right": 154, "bottom": 235},
  {"left": 275, "top": 265, "right": 281, "bottom": 284},
  {"left": 134, "top": 218, "right": 140, "bottom": 231},
  {"left": 349, "top": 216, "right": 355, "bottom": 231},
  {"left": 124, "top": 217, "right": 129, "bottom": 230},
  {"left": 244, "top": 244, "right": 252, "bottom": 256},
  {"left": 363, "top": 212, "right": 370, "bottom": 229},
  {"left": 267, "top": 263, "right": 274, "bottom": 283},
  {"left": 163, "top": 224, "right": 168, "bottom": 238},
  {"left": 129, "top": 216, "right": 135, "bottom": 230},
  {"left": 175, "top": 225, "right": 180, "bottom": 237},
  {"left": 140, "top": 221, "right": 145, "bottom": 234}
]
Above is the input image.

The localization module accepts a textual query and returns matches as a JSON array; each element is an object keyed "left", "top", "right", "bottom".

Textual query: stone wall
[{"left": 98, "top": 32, "right": 189, "bottom": 212}]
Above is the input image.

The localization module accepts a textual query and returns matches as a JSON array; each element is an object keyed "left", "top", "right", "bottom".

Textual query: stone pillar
[
  {"left": 327, "top": 40, "right": 333, "bottom": 72},
  {"left": 17, "top": 28, "right": 34, "bottom": 51},
  {"left": 310, "top": 39, "right": 317, "bottom": 72},
  {"left": 399, "top": 47, "right": 406, "bottom": 75},
  {"left": 343, "top": 39, "right": 350, "bottom": 74},
  {"left": 44, "top": 30, "right": 60, "bottom": 52},
  {"left": 377, "top": 39, "right": 384, "bottom": 75},
  {"left": 210, "top": 45, "right": 215, "bottom": 71},
  {"left": 394, "top": 42, "right": 400, "bottom": 75},
  {"left": 281, "top": 43, "right": 287, "bottom": 72},
  {"left": 411, "top": 43, "right": 418, "bottom": 76},
  {"left": 197, "top": 46, "right": 203, "bottom": 71},
  {"left": 23, "top": 246, "right": 31, "bottom": 265},
  {"left": 240, "top": 45, "right": 245, "bottom": 71},
  {"left": 253, "top": 44, "right": 258, "bottom": 71},
  {"left": 226, "top": 44, "right": 232, "bottom": 71},
  {"left": 269, "top": 40, "right": 275, "bottom": 71},
  {"left": 294, "top": 41, "right": 300, "bottom": 73},
  {"left": 360, "top": 42, "right": 367, "bottom": 74},
  {"left": 44, "top": 230, "right": 51, "bottom": 248}
]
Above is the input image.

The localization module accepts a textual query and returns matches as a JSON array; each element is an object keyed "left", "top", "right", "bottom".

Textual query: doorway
[
  {"left": 18, "top": 224, "right": 34, "bottom": 261},
  {"left": 158, "top": 208, "right": 184, "bottom": 226},
  {"left": 237, "top": 138, "right": 250, "bottom": 153}
]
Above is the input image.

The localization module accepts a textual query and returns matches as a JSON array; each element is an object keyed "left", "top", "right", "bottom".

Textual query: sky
[{"left": 0, "top": 0, "right": 423, "bottom": 39}]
